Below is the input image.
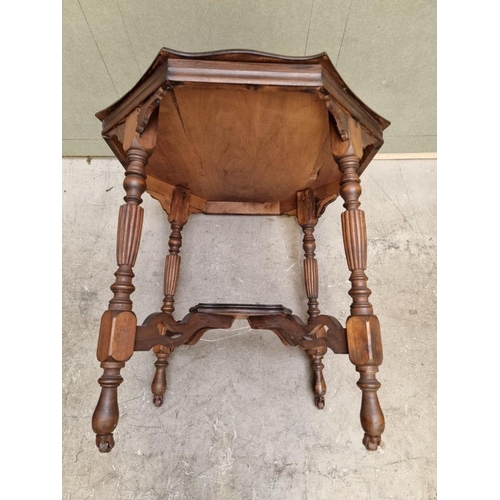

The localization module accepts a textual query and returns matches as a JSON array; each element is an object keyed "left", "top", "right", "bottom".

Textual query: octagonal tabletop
[{"left": 96, "top": 48, "right": 390, "bottom": 217}]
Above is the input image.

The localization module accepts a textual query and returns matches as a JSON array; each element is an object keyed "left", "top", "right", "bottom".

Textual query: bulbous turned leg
[
  {"left": 151, "top": 347, "right": 172, "bottom": 407},
  {"left": 307, "top": 346, "right": 327, "bottom": 409},
  {"left": 92, "top": 361, "right": 125, "bottom": 453},
  {"left": 357, "top": 366, "right": 385, "bottom": 451}
]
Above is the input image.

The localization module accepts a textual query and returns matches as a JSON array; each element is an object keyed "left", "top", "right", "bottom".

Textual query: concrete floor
[{"left": 63, "top": 158, "right": 436, "bottom": 499}]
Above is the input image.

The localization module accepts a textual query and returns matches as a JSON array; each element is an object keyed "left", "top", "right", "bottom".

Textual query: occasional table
[{"left": 92, "top": 48, "right": 390, "bottom": 453}]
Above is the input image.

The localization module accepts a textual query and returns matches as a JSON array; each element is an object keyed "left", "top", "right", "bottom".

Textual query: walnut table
[{"left": 91, "top": 48, "right": 390, "bottom": 453}]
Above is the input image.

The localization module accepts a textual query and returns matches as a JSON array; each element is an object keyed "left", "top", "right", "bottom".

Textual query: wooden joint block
[
  {"left": 97, "top": 310, "right": 137, "bottom": 362},
  {"left": 325, "top": 327, "right": 348, "bottom": 354},
  {"left": 152, "top": 322, "right": 173, "bottom": 354},
  {"left": 320, "top": 94, "right": 349, "bottom": 141},
  {"left": 297, "top": 189, "right": 318, "bottom": 227},
  {"left": 168, "top": 186, "right": 191, "bottom": 224},
  {"left": 346, "top": 315, "right": 383, "bottom": 366},
  {"left": 330, "top": 114, "right": 364, "bottom": 160}
]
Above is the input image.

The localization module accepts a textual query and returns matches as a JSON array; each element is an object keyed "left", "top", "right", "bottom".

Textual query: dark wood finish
[
  {"left": 151, "top": 86, "right": 335, "bottom": 207},
  {"left": 310, "top": 351, "right": 326, "bottom": 409},
  {"left": 192, "top": 303, "right": 292, "bottom": 317},
  {"left": 297, "top": 189, "right": 327, "bottom": 409},
  {"left": 92, "top": 48, "right": 389, "bottom": 452},
  {"left": 92, "top": 110, "right": 157, "bottom": 452},
  {"left": 151, "top": 186, "right": 191, "bottom": 406},
  {"left": 310, "top": 315, "right": 348, "bottom": 354},
  {"left": 151, "top": 341, "right": 173, "bottom": 407},
  {"left": 332, "top": 116, "right": 385, "bottom": 450},
  {"left": 96, "top": 48, "right": 389, "bottom": 139},
  {"left": 92, "top": 361, "right": 124, "bottom": 453},
  {"left": 161, "top": 186, "right": 191, "bottom": 314},
  {"left": 297, "top": 189, "right": 320, "bottom": 320},
  {"left": 97, "top": 49, "right": 389, "bottom": 217},
  {"left": 135, "top": 304, "right": 345, "bottom": 352},
  {"left": 167, "top": 59, "right": 324, "bottom": 87}
]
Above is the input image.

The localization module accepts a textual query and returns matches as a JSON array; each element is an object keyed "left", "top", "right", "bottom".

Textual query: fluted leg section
[
  {"left": 109, "top": 204, "right": 144, "bottom": 310},
  {"left": 92, "top": 361, "right": 125, "bottom": 453},
  {"left": 162, "top": 234, "right": 182, "bottom": 314},
  {"left": 161, "top": 187, "right": 190, "bottom": 314}
]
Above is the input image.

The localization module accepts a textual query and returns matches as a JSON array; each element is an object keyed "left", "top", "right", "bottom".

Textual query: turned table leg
[
  {"left": 92, "top": 111, "right": 157, "bottom": 452},
  {"left": 151, "top": 186, "right": 191, "bottom": 407},
  {"left": 336, "top": 148, "right": 385, "bottom": 451},
  {"left": 297, "top": 189, "right": 327, "bottom": 409}
]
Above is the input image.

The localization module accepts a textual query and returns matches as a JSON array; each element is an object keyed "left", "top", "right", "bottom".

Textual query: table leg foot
[
  {"left": 308, "top": 348, "right": 327, "bottom": 410},
  {"left": 92, "top": 361, "right": 125, "bottom": 453},
  {"left": 151, "top": 347, "right": 172, "bottom": 407},
  {"left": 96, "top": 433, "right": 115, "bottom": 453},
  {"left": 315, "top": 396, "right": 325, "bottom": 409},
  {"left": 362, "top": 433, "right": 381, "bottom": 451},
  {"left": 357, "top": 366, "right": 384, "bottom": 451},
  {"left": 153, "top": 394, "right": 163, "bottom": 407}
]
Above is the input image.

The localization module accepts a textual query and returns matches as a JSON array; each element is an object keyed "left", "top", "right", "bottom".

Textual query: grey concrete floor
[{"left": 63, "top": 158, "right": 436, "bottom": 499}]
